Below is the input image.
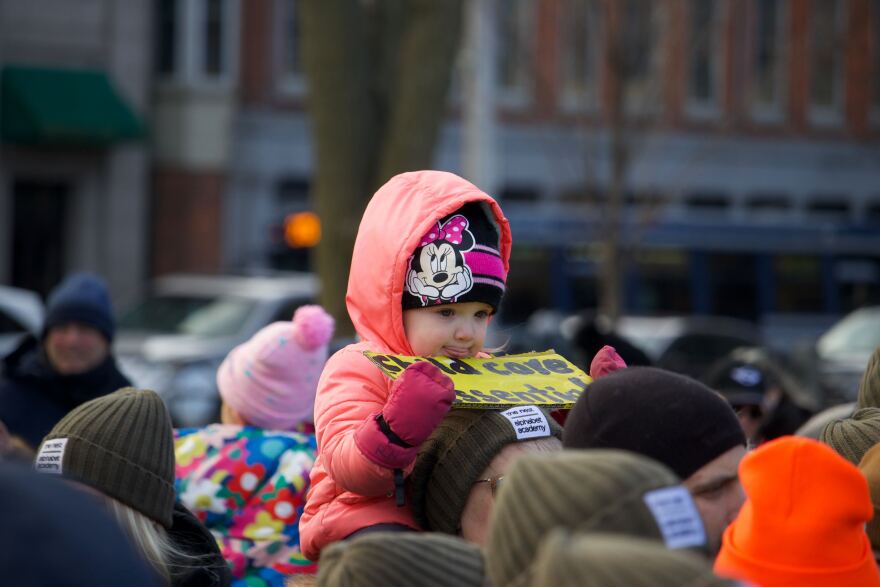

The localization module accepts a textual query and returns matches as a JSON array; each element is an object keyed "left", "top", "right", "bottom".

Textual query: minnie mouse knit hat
[
  {"left": 402, "top": 202, "right": 506, "bottom": 312},
  {"left": 217, "top": 305, "right": 334, "bottom": 430}
]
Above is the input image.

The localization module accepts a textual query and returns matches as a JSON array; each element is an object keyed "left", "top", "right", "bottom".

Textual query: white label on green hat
[
  {"left": 643, "top": 486, "right": 707, "bottom": 549},
  {"left": 35, "top": 438, "right": 68, "bottom": 475},
  {"left": 500, "top": 405, "right": 551, "bottom": 440}
]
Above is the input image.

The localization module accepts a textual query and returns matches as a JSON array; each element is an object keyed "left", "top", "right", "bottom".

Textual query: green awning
[{"left": 1, "top": 65, "right": 146, "bottom": 146}]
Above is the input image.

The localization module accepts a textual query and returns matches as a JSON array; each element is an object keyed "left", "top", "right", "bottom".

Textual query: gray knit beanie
[
  {"left": 819, "top": 407, "right": 880, "bottom": 464},
  {"left": 858, "top": 347, "right": 880, "bottom": 410},
  {"left": 316, "top": 532, "right": 485, "bottom": 587},
  {"left": 533, "top": 530, "right": 735, "bottom": 587},
  {"left": 486, "top": 450, "right": 709, "bottom": 587},
  {"left": 34, "top": 387, "right": 176, "bottom": 528},
  {"left": 408, "top": 406, "right": 562, "bottom": 535}
]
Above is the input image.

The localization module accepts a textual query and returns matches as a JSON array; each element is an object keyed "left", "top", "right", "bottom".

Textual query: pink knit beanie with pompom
[{"left": 217, "top": 305, "right": 334, "bottom": 430}]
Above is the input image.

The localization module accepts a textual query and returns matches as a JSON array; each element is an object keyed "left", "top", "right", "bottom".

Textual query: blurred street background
[{"left": 2, "top": 0, "right": 880, "bottom": 419}]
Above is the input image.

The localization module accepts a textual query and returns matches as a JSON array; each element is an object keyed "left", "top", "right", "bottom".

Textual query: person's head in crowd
[
  {"left": 715, "top": 436, "right": 880, "bottom": 587},
  {"left": 485, "top": 450, "right": 709, "bottom": 587},
  {"left": 42, "top": 272, "right": 116, "bottom": 375},
  {"left": 316, "top": 532, "right": 484, "bottom": 587},
  {"left": 408, "top": 406, "right": 562, "bottom": 545},
  {"left": 571, "top": 310, "right": 652, "bottom": 368},
  {"left": 532, "top": 530, "right": 735, "bottom": 587},
  {"left": 34, "top": 387, "right": 228, "bottom": 585},
  {"left": 858, "top": 443, "right": 880, "bottom": 557},
  {"left": 796, "top": 401, "right": 857, "bottom": 439},
  {"left": 0, "top": 419, "right": 35, "bottom": 462},
  {"left": 702, "top": 348, "right": 815, "bottom": 445},
  {"left": 819, "top": 407, "right": 880, "bottom": 464},
  {"left": 0, "top": 460, "right": 164, "bottom": 586},
  {"left": 859, "top": 346, "right": 880, "bottom": 410},
  {"left": 563, "top": 366, "right": 747, "bottom": 554},
  {"left": 217, "top": 305, "right": 334, "bottom": 430}
]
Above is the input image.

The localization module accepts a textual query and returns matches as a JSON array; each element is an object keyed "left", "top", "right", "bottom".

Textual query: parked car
[
  {"left": 557, "top": 313, "right": 762, "bottom": 380},
  {"left": 815, "top": 306, "right": 880, "bottom": 404},
  {"left": 114, "top": 273, "right": 318, "bottom": 427},
  {"left": 0, "top": 285, "right": 44, "bottom": 358}
]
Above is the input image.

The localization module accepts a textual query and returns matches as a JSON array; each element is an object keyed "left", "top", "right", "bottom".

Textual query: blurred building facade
[
  {"left": 0, "top": 0, "right": 152, "bottom": 305},
  {"left": 2, "top": 0, "right": 879, "bottom": 322}
]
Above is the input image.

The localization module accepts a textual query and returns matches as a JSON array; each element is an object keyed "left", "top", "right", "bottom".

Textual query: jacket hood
[{"left": 346, "top": 171, "right": 511, "bottom": 353}]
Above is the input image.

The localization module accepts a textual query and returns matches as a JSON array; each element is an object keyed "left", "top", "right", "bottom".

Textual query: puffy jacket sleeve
[{"left": 314, "top": 348, "right": 408, "bottom": 496}]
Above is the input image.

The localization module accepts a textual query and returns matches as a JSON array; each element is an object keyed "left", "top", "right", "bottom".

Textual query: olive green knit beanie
[
  {"left": 485, "top": 450, "right": 709, "bottom": 587},
  {"left": 533, "top": 530, "right": 735, "bottom": 587},
  {"left": 819, "top": 407, "right": 880, "bottom": 464},
  {"left": 408, "top": 406, "right": 562, "bottom": 534},
  {"left": 858, "top": 347, "right": 880, "bottom": 410},
  {"left": 34, "top": 387, "right": 176, "bottom": 528},
  {"left": 316, "top": 532, "right": 485, "bottom": 587}
]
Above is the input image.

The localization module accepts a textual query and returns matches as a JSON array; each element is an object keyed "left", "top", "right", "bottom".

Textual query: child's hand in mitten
[
  {"left": 589, "top": 345, "right": 627, "bottom": 379},
  {"left": 355, "top": 361, "right": 455, "bottom": 469}
]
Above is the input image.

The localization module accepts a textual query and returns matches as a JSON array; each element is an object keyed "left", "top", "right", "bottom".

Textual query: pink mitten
[
  {"left": 590, "top": 345, "right": 627, "bottom": 379},
  {"left": 355, "top": 361, "right": 455, "bottom": 470}
]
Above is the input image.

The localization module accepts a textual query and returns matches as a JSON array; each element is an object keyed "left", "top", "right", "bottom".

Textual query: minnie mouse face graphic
[{"left": 405, "top": 214, "right": 475, "bottom": 305}]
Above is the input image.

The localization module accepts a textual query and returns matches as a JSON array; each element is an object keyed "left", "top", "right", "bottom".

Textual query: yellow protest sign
[{"left": 363, "top": 350, "right": 592, "bottom": 409}]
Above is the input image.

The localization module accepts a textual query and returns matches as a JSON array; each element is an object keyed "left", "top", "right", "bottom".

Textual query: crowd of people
[{"left": 2, "top": 170, "right": 880, "bottom": 586}]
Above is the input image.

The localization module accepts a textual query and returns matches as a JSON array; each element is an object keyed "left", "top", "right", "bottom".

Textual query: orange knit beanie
[{"left": 714, "top": 436, "right": 880, "bottom": 587}]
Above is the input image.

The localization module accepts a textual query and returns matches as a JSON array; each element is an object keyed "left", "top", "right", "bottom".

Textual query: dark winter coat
[
  {"left": 0, "top": 336, "right": 131, "bottom": 448},
  {"left": 169, "top": 501, "right": 232, "bottom": 587}
]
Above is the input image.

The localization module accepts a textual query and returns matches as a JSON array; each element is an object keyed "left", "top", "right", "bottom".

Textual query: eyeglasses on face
[{"left": 473, "top": 475, "right": 504, "bottom": 497}]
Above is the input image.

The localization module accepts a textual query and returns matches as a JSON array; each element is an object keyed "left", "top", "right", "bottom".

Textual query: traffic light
[{"left": 284, "top": 211, "right": 321, "bottom": 248}]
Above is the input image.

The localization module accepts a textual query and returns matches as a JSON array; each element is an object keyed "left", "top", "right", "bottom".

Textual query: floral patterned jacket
[{"left": 174, "top": 423, "right": 317, "bottom": 586}]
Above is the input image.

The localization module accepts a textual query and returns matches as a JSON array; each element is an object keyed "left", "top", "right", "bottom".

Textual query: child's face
[{"left": 403, "top": 302, "right": 492, "bottom": 358}]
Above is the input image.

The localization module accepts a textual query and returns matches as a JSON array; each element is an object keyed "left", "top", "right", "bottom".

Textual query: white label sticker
[
  {"left": 35, "top": 438, "right": 68, "bottom": 475},
  {"left": 642, "top": 486, "right": 707, "bottom": 550},
  {"left": 500, "top": 405, "right": 552, "bottom": 440}
]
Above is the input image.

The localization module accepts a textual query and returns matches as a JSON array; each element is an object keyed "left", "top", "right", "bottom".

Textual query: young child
[
  {"left": 175, "top": 305, "right": 334, "bottom": 585},
  {"left": 299, "top": 170, "right": 511, "bottom": 560}
]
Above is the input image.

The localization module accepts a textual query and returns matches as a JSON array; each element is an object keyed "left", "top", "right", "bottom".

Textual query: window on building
[
  {"left": 497, "top": 0, "right": 534, "bottom": 107},
  {"left": 156, "top": 0, "right": 177, "bottom": 75},
  {"left": 560, "top": 0, "right": 602, "bottom": 111},
  {"left": 807, "top": 198, "right": 850, "bottom": 221},
  {"left": 873, "top": 0, "right": 880, "bottom": 116},
  {"left": 746, "top": 193, "right": 791, "bottom": 211},
  {"left": 774, "top": 255, "right": 824, "bottom": 312},
  {"left": 809, "top": 0, "right": 844, "bottom": 122},
  {"left": 687, "top": 0, "right": 721, "bottom": 113},
  {"left": 204, "top": 0, "right": 225, "bottom": 75},
  {"left": 632, "top": 249, "right": 692, "bottom": 314},
  {"left": 156, "top": 0, "right": 237, "bottom": 85},
  {"left": 749, "top": 0, "right": 786, "bottom": 118},
  {"left": 621, "top": 0, "right": 664, "bottom": 114},
  {"left": 685, "top": 192, "right": 730, "bottom": 212},
  {"left": 276, "top": 0, "right": 305, "bottom": 93}
]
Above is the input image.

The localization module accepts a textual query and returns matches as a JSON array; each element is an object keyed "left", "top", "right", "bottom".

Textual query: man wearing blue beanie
[{"left": 0, "top": 273, "right": 131, "bottom": 449}]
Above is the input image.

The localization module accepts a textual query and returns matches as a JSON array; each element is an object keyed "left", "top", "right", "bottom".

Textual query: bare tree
[{"left": 300, "top": 0, "right": 463, "bottom": 334}]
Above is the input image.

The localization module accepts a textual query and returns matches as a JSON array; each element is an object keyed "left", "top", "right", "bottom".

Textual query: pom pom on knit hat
[
  {"left": 316, "top": 532, "right": 485, "bottom": 587},
  {"left": 533, "top": 531, "right": 735, "bottom": 587},
  {"left": 819, "top": 407, "right": 880, "bottom": 464},
  {"left": 218, "top": 305, "right": 334, "bottom": 430},
  {"left": 714, "top": 436, "right": 880, "bottom": 587},
  {"left": 34, "top": 387, "right": 176, "bottom": 529},
  {"left": 486, "top": 450, "right": 709, "bottom": 587}
]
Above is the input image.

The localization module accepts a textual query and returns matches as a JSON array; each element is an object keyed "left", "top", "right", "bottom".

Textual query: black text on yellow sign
[{"left": 363, "top": 350, "right": 592, "bottom": 409}]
